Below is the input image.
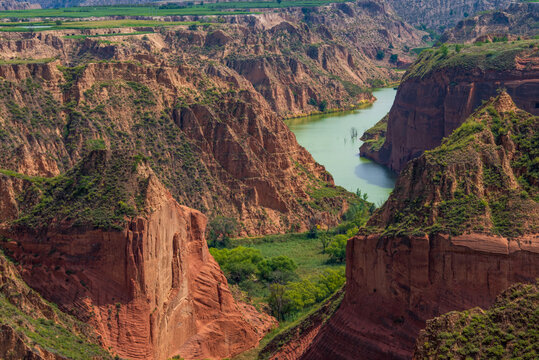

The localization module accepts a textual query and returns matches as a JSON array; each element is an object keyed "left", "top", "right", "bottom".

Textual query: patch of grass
[
  {"left": 0, "top": 57, "right": 56, "bottom": 65},
  {"left": 415, "top": 281, "right": 539, "bottom": 360},
  {"left": 11, "top": 150, "right": 149, "bottom": 230}
]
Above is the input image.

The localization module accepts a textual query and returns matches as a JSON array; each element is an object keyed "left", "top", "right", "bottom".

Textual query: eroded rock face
[
  {"left": 362, "top": 46, "right": 539, "bottom": 172},
  {"left": 301, "top": 233, "right": 539, "bottom": 359},
  {"left": 0, "top": 169, "right": 273, "bottom": 360}
]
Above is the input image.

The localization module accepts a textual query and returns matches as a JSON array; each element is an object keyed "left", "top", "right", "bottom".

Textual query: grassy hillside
[
  {"left": 0, "top": 251, "right": 111, "bottom": 359},
  {"left": 414, "top": 281, "right": 539, "bottom": 360},
  {"left": 404, "top": 40, "right": 538, "bottom": 80}
]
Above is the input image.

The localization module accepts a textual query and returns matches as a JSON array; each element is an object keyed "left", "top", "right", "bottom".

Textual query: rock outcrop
[
  {"left": 298, "top": 94, "right": 539, "bottom": 359},
  {"left": 441, "top": 2, "right": 539, "bottom": 43},
  {"left": 0, "top": 0, "right": 39, "bottom": 10},
  {"left": 0, "top": 150, "right": 274, "bottom": 360},
  {"left": 361, "top": 40, "right": 539, "bottom": 172}
]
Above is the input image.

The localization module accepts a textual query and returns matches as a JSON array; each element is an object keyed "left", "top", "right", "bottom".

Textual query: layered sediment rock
[
  {"left": 0, "top": 151, "right": 274, "bottom": 360},
  {"left": 361, "top": 40, "right": 539, "bottom": 172},
  {"left": 0, "top": 60, "right": 355, "bottom": 235}
]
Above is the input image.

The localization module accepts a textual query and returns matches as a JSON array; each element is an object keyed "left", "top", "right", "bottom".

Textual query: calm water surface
[{"left": 286, "top": 88, "right": 397, "bottom": 205}]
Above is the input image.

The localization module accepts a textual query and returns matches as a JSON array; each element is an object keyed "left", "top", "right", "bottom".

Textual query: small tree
[
  {"left": 376, "top": 50, "right": 385, "bottom": 60},
  {"left": 320, "top": 232, "right": 331, "bottom": 253},
  {"left": 268, "top": 284, "right": 290, "bottom": 320},
  {"left": 327, "top": 235, "right": 347, "bottom": 263},
  {"left": 55, "top": 20, "right": 62, "bottom": 26},
  {"left": 207, "top": 216, "right": 237, "bottom": 248},
  {"left": 389, "top": 54, "right": 398, "bottom": 64}
]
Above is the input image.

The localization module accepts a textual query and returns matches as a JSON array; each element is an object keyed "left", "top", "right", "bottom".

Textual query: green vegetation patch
[
  {"left": 63, "top": 31, "right": 153, "bottom": 39},
  {"left": 360, "top": 113, "right": 388, "bottom": 153},
  {"left": 10, "top": 150, "right": 150, "bottom": 230},
  {"left": 415, "top": 281, "right": 539, "bottom": 360},
  {"left": 404, "top": 40, "right": 538, "bottom": 81}
]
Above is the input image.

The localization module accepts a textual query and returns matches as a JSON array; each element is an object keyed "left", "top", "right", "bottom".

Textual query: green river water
[{"left": 285, "top": 87, "right": 398, "bottom": 206}]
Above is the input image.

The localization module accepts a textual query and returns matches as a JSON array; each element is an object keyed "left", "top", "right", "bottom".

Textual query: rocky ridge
[
  {"left": 441, "top": 2, "right": 539, "bottom": 43},
  {"left": 296, "top": 93, "right": 539, "bottom": 359},
  {"left": 361, "top": 39, "right": 539, "bottom": 173},
  {"left": 0, "top": 150, "right": 275, "bottom": 360},
  {"left": 0, "top": 0, "right": 39, "bottom": 10}
]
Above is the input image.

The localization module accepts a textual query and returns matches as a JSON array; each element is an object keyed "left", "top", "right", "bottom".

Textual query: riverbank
[{"left": 285, "top": 87, "right": 398, "bottom": 205}]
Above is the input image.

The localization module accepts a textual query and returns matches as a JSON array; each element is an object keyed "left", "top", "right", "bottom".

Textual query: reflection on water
[
  {"left": 285, "top": 88, "right": 397, "bottom": 205},
  {"left": 355, "top": 157, "right": 396, "bottom": 189}
]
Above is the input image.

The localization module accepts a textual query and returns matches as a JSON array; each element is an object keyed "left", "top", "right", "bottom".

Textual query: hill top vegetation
[{"left": 404, "top": 39, "right": 538, "bottom": 80}]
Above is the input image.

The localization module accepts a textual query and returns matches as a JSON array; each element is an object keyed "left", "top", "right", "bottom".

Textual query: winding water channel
[{"left": 286, "top": 88, "right": 398, "bottom": 206}]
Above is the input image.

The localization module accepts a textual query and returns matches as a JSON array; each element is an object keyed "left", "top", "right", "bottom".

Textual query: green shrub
[{"left": 326, "top": 234, "right": 347, "bottom": 263}]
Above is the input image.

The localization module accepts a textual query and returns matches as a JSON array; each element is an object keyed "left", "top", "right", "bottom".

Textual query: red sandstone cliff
[
  {"left": 0, "top": 151, "right": 274, "bottom": 360},
  {"left": 299, "top": 93, "right": 539, "bottom": 359},
  {"left": 361, "top": 40, "right": 539, "bottom": 172}
]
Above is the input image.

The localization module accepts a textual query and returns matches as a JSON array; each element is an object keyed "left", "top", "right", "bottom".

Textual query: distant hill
[
  {"left": 385, "top": 0, "right": 515, "bottom": 31},
  {"left": 441, "top": 2, "right": 539, "bottom": 43},
  {"left": 0, "top": 0, "right": 40, "bottom": 10}
]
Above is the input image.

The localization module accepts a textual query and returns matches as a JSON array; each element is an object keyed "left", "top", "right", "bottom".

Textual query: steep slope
[
  {"left": 361, "top": 39, "right": 539, "bottom": 172},
  {"left": 441, "top": 2, "right": 539, "bottom": 43},
  {"left": 385, "top": 0, "right": 514, "bottom": 31},
  {"left": 0, "top": 2, "right": 427, "bottom": 233},
  {"left": 299, "top": 93, "right": 539, "bottom": 359},
  {"left": 414, "top": 281, "right": 539, "bottom": 359},
  {"left": 0, "top": 250, "right": 110, "bottom": 360},
  {"left": 0, "top": 150, "right": 274, "bottom": 360},
  {"left": 0, "top": 59, "right": 356, "bottom": 235}
]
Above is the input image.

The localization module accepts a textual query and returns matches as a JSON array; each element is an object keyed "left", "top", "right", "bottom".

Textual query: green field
[
  {"left": 233, "top": 232, "right": 344, "bottom": 280},
  {"left": 0, "top": 0, "right": 350, "bottom": 19},
  {"left": 0, "top": 19, "right": 206, "bottom": 31}
]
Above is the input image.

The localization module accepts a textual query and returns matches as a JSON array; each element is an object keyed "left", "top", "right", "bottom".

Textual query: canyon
[
  {"left": 297, "top": 92, "right": 539, "bottom": 359},
  {"left": 0, "top": 1, "right": 536, "bottom": 360},
  {"left": 0, "top": 1, "right": 427, "bottom": 234}
]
